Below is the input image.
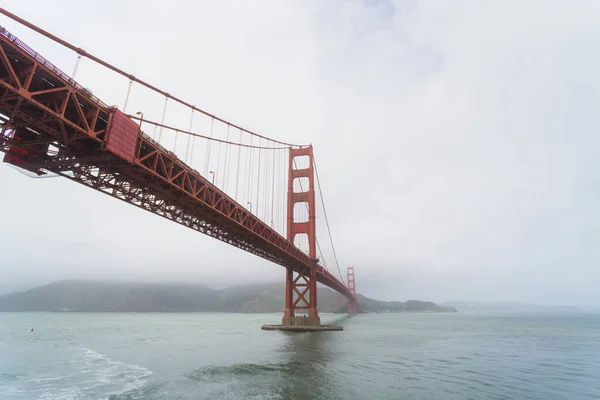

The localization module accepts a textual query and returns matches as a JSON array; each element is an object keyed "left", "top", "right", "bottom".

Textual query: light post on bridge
[
  {"left": 247, "top": 202, "right": 252, "bottom": 214},
  {"left": 135, "top": 111, "right": 144, "bottom": 132},
  {"left": 71, "top": 54, "right": 82, "bottom": 80},
  {"left": 209, "top": 170, "right": 215, "bottom": 184}
]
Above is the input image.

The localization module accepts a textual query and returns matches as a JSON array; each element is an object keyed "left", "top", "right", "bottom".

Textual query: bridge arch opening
[
  {"left": 292, "top": 155, "right": 309, "bottom": 170},
  {"left": 293, "top": 233, "right": 309, "bottom": 255},
  {"left": 293, "top": 202, "right": 309, "bottom": 223},
  {"left": 293, "top": 177, "right": 309, "bottom": 193}
]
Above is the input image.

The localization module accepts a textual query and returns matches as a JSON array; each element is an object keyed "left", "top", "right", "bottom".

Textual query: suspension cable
[
  {"left": 314, "top": 156, "right": 345, "bottom": 285},
  {"left": 127, "top": 115, "right": 286, "bottom": 150},
  {"left": 317, "top": 239, "right": 329, "bottom": 272},
  {"left": 292, "top": 157, "right": 332, "bottom": 274},
  {"left": 0, "top": 7, "right": 307, "bottom": 147}
]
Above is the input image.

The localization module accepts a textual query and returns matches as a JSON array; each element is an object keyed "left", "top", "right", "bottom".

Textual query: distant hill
[
  {"left": 354, "top": 294, "right": 456, "bottom": 313},
  {"left": 441, "top": 301, "right": 579, "bottom": 313},
  {"left": 0, "top": 280, "right": 456, "bottom": 313}
]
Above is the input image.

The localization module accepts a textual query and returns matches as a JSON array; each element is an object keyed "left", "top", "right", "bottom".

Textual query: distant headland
[{"left": 0, "top": 280, "right": 457, "bottom": 313}]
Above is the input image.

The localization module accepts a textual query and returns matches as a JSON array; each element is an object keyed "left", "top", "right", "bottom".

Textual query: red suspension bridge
[{"left": 0, "top": 8, "right": 358, "bottom": 329}]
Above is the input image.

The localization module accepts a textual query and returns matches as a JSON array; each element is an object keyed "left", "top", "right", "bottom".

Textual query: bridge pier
[
  {"left": 282, "top": 316, "right": 321, "bottom": 327},
  {"left": 262, "top": 146, "right": 342, "bottom": 332},
  {"left": 347, "top": 267, "right": 358, "bottom": 314},
  {"left": 282, "top": 264, "right": 320, "bottom": 327},
  {"left": 282, "top": 147, "right": 321, "bottom": 327}
]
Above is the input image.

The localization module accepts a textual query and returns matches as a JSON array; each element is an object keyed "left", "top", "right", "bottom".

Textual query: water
[{"left": 1, "top": 312, "right": 599, "bottom": 399}]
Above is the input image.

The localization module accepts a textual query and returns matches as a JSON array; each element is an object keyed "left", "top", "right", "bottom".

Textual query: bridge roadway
[{"left": 0, "top": 26, "right": 354, "bottom": 301}]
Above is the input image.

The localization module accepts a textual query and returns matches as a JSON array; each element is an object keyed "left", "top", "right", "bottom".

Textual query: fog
[{"left": 1, "top": 1, "right": 599, "bottom": 307}]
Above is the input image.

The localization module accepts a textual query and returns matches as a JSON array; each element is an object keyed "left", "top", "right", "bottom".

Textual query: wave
[
  {"left": 3, "top": 346, "right": 153, "bottom": 400},
  {"left": 79, "top": 347, "right": 153, "bottom": 396}
]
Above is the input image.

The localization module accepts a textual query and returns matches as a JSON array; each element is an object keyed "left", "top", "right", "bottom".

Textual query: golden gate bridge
[{"left": 0, "top": 7, "right": 358, "bottom": 330}]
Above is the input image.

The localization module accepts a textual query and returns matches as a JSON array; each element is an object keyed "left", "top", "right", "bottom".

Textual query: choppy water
[{"left": 1, "top": 312, "right": 599, "bottom": 399}]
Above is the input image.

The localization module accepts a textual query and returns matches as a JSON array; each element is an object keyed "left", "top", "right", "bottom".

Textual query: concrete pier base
[
  {"left": 282, "top": 315, "right": 321, "bottom": 327},
  {"left": 261, "top": 315, "right": 343, "bottom": 332},
  {"left": 261, "top": 324, "right": 343, "bottom": 332}
]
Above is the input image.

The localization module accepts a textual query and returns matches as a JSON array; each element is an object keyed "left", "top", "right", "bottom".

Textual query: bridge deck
[{"left": 0, "top": 26, "right": 353, "bottom": 300}]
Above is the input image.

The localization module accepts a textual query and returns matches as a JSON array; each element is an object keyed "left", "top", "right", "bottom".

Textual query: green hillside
[{"left": 0, "top": 280, "right": 456, "bottom": 313}]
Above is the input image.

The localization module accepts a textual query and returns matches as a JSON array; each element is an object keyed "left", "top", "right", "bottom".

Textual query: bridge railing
[{"left": 0, "top": 25, "right": 108, "bottom": 109}]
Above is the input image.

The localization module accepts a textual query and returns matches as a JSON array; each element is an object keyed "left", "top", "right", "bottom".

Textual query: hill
[
  {"left": 441, "top": 300, "right": 579, "bottom": 313},
  {"left": 354, "top": 294, "right": 455, "bottom": 313},
  {"left": 0, "top": 280, "right": 456, "bottom": 313}
]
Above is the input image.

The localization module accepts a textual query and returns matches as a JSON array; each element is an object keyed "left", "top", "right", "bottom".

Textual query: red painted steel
[
  {"left": 0, "top": 26, "right": 357, "bottom": 305},
  {"left": 284, "top": 146, "right": 318, "bottom": 319},
  {"left": 106, "top": 110, "right": 138, "bottom": 163},
  {"left": 0, "top": 7, "right": 304, "bottom": 148},
  {"left": 2, "top": 127, "right": 45, "bottom": 175},
  {"left": 347, "top": 266, "right": 358, "bottom": 314}
]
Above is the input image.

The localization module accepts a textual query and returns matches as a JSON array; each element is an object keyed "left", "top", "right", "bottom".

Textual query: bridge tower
[
  {"left": 283, "top": 145, "right": 320, "bottom": 327},
  {"left": 347, "top": 266, "right": 358, "bottom": 314}
]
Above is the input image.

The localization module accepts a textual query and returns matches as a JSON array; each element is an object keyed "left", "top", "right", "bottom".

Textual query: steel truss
[{"left": 0, "top": 26, "right": 354, "bottom": 301}]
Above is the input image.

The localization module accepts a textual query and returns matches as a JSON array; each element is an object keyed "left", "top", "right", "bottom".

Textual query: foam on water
[{"left": 1, "top": 346, "right": 152, "bottom": 400}]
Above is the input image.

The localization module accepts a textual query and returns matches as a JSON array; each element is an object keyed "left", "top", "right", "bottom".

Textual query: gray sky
[{"left": 1, "top": 0, "right": 599, "bottom": 306}]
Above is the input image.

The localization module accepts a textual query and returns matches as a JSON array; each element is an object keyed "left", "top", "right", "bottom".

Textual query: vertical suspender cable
[
  {"left": 158, "top": 97, "right": 168, "bottom": 143},
  {"left": 266, "top": 143, "right": 272, "bottom": 225},
  {"left": 275, "top": 148, "right": 280, "bottom": 233},
  {"left": 227, "top": 128, "right": 234, "bottom": 192},
  {"left": 235, "top": 128, "right": 242, "bottom": 201},
  {"left": 247, "top": 136, "right": 254, "bottom": 210},
  {"left": 262, "top": 142, "right": 269, "bottom": 221},
  {"left": 255, "top": 138, "right": 262, "bottom": 218},
  {"left": 122, "top": 79, "right": 133, "bottom": 113},
  {"left": 71, "top": 54, "right": 82, "bottom": 79},
  {"left": 204, "top": 119, "right": 214, "bottom": 177},
  {"left": 185, "top": 109, "right": 194, "bottom": 164},
  {"left": 271, "top": 145, "right": 276, "bottom": 228},
  {"left": 281, "top": 148, "right": 284, "bottom": 234},
  {"left": 246, "top": 136, "right": 252, "bottom": 208},
  {"left": 216, "top": 126, "right": 223, "bottom": 187},
  {"left": 242, "top": 135, "right": 249, "bottom": 206},
  {"left": 273, "top": 150, "right": 279, "bottom": 232},
  {"left": 279, "top": 148, "right": 284, "bottom": 234},
  {"left": 222, "top": 124, "right": 230, "bottom": 190},
  {"left": 284, "top": 149, "right": 288, "bottom": 235}
]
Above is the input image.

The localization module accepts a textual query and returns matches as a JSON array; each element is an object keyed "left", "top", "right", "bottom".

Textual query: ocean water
[{"left": 0, "top": 312, "right": 599, "bottom": 399}]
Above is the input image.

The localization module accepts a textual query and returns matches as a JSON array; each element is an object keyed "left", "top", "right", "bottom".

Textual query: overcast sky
[{"left": 1, "top": 1, "right": 599, "bottom": 306}]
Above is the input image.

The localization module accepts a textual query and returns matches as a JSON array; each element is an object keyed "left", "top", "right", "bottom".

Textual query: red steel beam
[
  {"left": 0, "top": 26, "right": 356, "bottom": 302},
  {"left": 0, "top": 7, "right": 303, "bottom": 148}
]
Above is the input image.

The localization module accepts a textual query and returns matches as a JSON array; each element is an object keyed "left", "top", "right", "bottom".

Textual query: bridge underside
[{"left": 0, "top": 25, "right": 356, "bottom": 308}]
